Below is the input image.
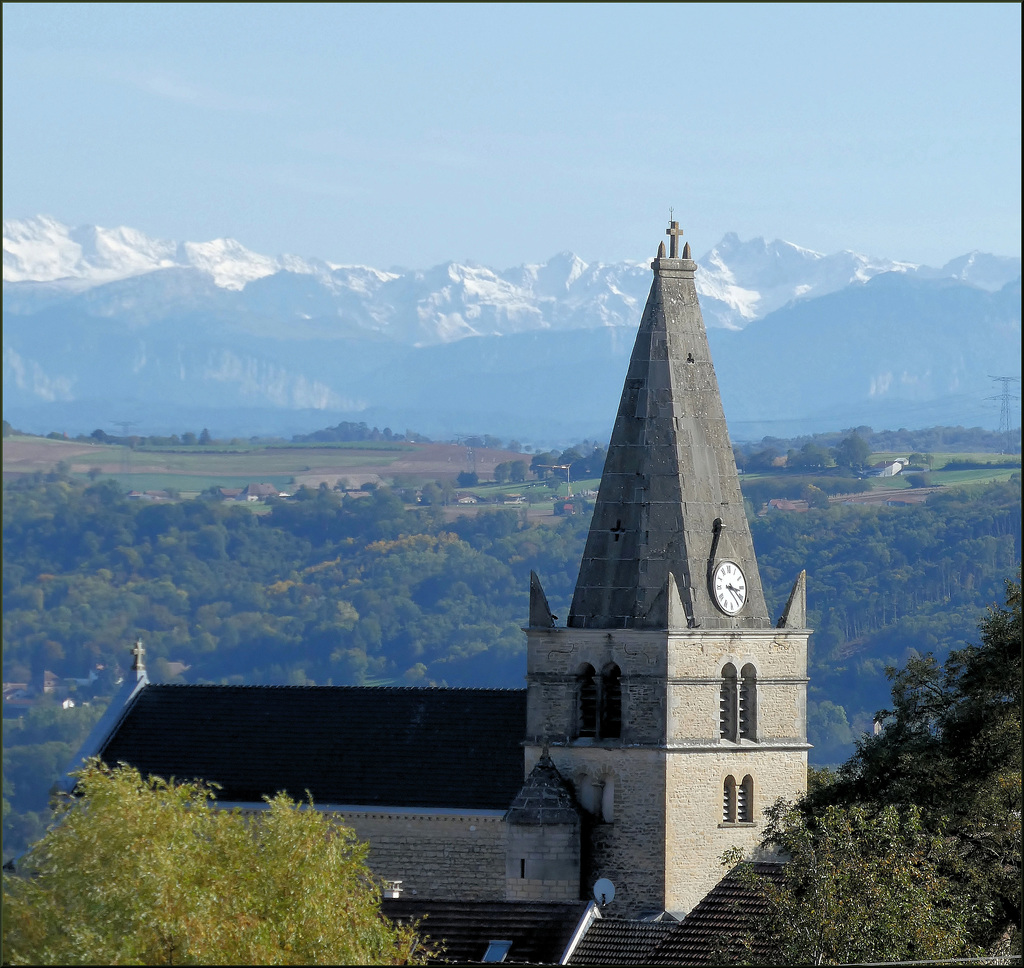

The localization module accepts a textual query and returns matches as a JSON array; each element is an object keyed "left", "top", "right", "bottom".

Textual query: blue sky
[{"left": 3, "top": 2, "right": 1020, "bottom": 269}]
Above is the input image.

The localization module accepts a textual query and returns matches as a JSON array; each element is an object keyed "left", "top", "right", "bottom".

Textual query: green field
[{"left": 76, "top": 473, "right": 298, "bottom": 495}]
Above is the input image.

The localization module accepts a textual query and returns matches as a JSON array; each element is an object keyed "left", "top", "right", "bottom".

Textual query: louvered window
[
  {"left": 600, "top": 664, "right": 622, "bottom": 739},
  {"left": 723, "top": 775, "right": 736, "bottom": 823},
  {"left": 738, "top": 775, "right": 753, "bottom": 822},
  {"left": 720, "top": 664, "right": 738, "bottom": 741},
  {"left": 740, "top": 664, "right": 757, "bottom": 740},
  {"left": 577, "top": 665, "right": 597, "bottom": 737}
]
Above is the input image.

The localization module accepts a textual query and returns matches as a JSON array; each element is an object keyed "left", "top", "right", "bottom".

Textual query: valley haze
[{"left": 3, "top": 216, "right": 1020, "bottom": 445}]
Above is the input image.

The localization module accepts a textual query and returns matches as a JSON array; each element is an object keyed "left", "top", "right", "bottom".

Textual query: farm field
[
  {"left": 4, "top": 436, "right": 1018, "bottom": 499},
  {"left": 1, "top": 436, "right": 530, "bottom": 493}
]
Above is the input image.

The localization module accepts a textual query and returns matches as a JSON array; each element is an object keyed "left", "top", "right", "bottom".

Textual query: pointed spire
[
  {"left": 657, "top": 240, "right": 666, "bottom": 258},
  {"left": 505, "top": 753, "right": 580, "bottom": 825},
  {"left": 777, "top": 570, "right": 807, "bottom": 629},
  {"left": 568, "top": 227, "right": 770, "bottom": 630},
  {"left": 529, "top": 570, "right": 557, "bottom": 628}
]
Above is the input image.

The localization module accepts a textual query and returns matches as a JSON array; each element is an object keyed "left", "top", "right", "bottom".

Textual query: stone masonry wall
[
  {"left": 666, "top": 629, "right": 810, "bottom": 746},
  {"left": 545, "top": 745, "right": 667, "bottom": 918},
  {"left": 505, "top": 822, "right": 580, "bottom": 901},
  {"left": 665, "top": 748, "right": 807, "bottom": 915},
  {"left": 339, "top": 811, "right": 506, "bottom": 900}
]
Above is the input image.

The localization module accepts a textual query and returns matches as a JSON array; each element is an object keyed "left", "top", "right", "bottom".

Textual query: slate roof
[
  {"left": 99, "top": 684, "right": 527, "bottom": 810},
  {"left": 565, "top": 918, "right": 677, "bottom": 965},
  {"left": 567, "top": 253, "right": 772, "bottom": 632},
  {"left": 505, "top": 751, "right": 580, "bottom": 825},
  {"left": 647, "top": 862, "right": 785, "bottom": 966},
  {"left": 381, "top": 898, "right": 591, "bottom": 964},
  {"left": 565, "top": 863, "right": 786, "bottom": 966}
]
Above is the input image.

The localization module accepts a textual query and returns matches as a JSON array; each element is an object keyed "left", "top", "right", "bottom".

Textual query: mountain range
[{"left": 3, "top": 216, "right": 1020, "bottom": 443}]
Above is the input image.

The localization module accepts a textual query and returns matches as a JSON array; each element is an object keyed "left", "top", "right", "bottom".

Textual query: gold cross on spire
[{"left": 666, "top": 218, "right": 684, "bottom": 259}]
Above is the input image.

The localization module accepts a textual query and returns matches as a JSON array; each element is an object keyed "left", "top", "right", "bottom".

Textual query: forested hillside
[{"left": 3, "top": 472, "right": 1020, "bottom": 859}]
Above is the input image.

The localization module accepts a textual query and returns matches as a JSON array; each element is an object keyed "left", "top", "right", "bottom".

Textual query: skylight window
[{"left": 482, "top": 940, "right": 512, "bottom": 963}]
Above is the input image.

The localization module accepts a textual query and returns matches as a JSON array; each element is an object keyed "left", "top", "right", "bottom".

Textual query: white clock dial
[{"left": 712, "top": 560, "right": 747, "bottom": 615}]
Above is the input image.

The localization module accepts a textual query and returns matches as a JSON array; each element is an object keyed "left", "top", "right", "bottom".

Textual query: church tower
[{"left": 524, "top": 221, "right": 811, "bottom": 917}]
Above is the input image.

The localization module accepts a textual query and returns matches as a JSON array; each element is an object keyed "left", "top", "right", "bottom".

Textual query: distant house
[
  {"left": 766, "top": 498, "right": 809, "bottom": 513},
  {"left": 2, "top": 683, "right": 33, "bottom": 707},
  {"left": 219, "top": 483, "right": 280, "bottom": 502},
  {"left": 127, "top": 490, "right": 172, "bottom": 501},
  {"left": 243, "top": 482, "right": 280, "bottom": 502},
  {"left": 870, "top": 458, "right": 908, "bottom": 478},
  {"left": 457, "top": 494, "right": 478, "bottom": 504}
]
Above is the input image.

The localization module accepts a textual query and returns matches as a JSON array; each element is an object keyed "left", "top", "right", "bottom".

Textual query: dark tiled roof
[
  {"left": 505, "top": 751, "right": 580, "bottom": 825},
  {"left": 382, "top": 898, "right": 591, "bottom": 964},
  {"left": 565, "top": 864, "right": 786, "bottom": 966},
  {"left": 100, "top": 684, "right": 526, "bottom": 810},
  {"left": 646, "top": 862, "right": 785, "bottom": 965},
  {"left": 565, "top": 918, "right": 676, "bottom": 966}
]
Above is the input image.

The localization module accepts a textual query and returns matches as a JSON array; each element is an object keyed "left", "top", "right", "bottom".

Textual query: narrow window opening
[
  {"left": 723, "top": 775, "right": 737, "bottom": 823},
  {"left": 720, "top": 664, "right": 738, "bottom": 741},
  {"left": 739, "top": 775, "right": 753, "bottom": 822},
  {"left": 577, "top": 664, "right": 597, "bottom": 738},
  {"left": 740, "top": 664, "right": 757, "bottom": 740},
  {"left": 600, "top": 664, "right": 621, "bottom": 739},
  {"left": 520, "top": 858, "right": 525, "bottom": 879}
]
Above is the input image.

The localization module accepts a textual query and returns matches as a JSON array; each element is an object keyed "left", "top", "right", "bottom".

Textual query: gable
[{"left": 99, "top": 684, "right": 527, "bottom": 810}]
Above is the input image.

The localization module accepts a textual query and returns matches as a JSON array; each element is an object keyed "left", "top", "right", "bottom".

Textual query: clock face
[{"left": 713, "top": 560, "right": 747, "bottom": 615}]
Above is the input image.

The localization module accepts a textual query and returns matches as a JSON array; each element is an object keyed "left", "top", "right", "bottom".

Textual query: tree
[
  {"left": 199, "top": 428, "right": 212, "bottom": 445},
  {"left": 832, "top": 433, "right": 871, "bottom": 471},
  {"left": 2, "top": 762, "right": 422, "bottom": 966},
  {"left": 806, "top": 573, "right": 1022, "bottom": 952},
  {"left": 728, "top": 801, "right": 983, "bottom": 965},
  {"left": 788, "top": 443, "right": 833, "bottom": 471},
  {"left": 456, "top": 471, "right": 478, "bottom": 488},
  {"left": 419, "top": 482, "right": 443, "bottom": 506}
]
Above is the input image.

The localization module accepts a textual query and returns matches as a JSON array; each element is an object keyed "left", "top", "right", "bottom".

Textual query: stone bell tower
[{"left": 524, "top": 220, "right": 811, "bottom": 917}]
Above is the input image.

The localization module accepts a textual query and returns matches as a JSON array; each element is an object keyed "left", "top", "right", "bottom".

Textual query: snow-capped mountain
[
  {"left": 1, "top": 215, "right": 321, "bottom": 290},
  {"left": 6, "top": 216, "right": 1019, "bottom": 344},
  {"left": 3, "top": 216, "right": 1020, "bottom": 441}
]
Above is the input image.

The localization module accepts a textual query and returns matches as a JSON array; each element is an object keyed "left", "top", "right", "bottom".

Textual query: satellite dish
[{"left": 593, "top": 878, "right": 615, "bottom": 906}]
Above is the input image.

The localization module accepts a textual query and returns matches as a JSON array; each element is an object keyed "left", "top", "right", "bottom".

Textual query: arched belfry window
[
  {"left": 577, "top": 664, "right": 597, "bottom": 738},
  {"left": 740, "top": 664, "right": 758, "bottom": 741},
  {"left": 738, "top": 775, "right": 753, "bottom": 822},
  {"left": 576, "top": 663, "right": 622, "bottom": 740},
  {"left": 723, "top": 775, "right": 737, "bottom": 823},
  {"left": 720, "top": 663, "right": 738, "bottom": 741},
  {"left": 600, "top": 663, "right": 621, "bottom": 739},
  {"left": 723, "top": 775, "right": 754, "bottom": 825}
]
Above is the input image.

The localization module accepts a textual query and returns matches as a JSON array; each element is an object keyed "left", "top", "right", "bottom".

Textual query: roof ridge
[{"left": 147, "top": 683, "right": 528, "bottom": 693}]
